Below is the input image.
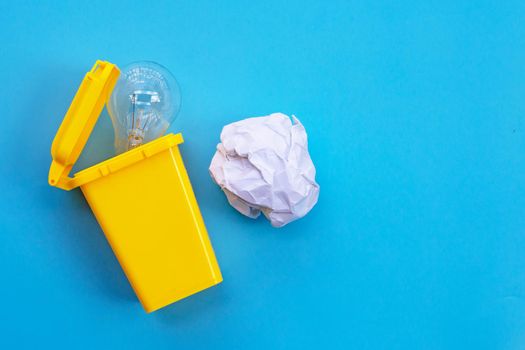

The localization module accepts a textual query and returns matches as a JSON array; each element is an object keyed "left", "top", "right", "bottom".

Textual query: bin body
[{"left": 77, "top": 133, "right": 222, "bottom": 312}]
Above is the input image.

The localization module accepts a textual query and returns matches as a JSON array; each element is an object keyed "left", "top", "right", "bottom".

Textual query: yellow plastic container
[{"left": 48, "top": 61, "right": 222, "bottom": 313}]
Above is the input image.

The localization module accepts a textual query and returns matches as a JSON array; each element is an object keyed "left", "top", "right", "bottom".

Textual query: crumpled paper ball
[{"left": 209, "top": 113, "right": 320, "bottom": 227}]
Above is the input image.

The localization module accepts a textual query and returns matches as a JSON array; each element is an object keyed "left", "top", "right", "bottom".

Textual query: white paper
[{"left": 209, "top": 113, "right": 320, "bottom": 227}]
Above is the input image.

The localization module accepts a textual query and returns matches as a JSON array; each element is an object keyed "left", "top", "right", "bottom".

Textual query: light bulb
[{"left": 107, "top": 61, "right": 181, "bottom": 154}]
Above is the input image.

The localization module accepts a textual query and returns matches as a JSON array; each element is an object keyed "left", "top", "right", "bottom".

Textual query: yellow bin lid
[{"left": 49, "top": 61, "right": 120, "bottom": 190}]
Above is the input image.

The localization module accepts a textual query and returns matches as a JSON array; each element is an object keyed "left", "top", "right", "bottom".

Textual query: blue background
[{"left": 1, "top": 0, "right": 524, "bottom": 348}]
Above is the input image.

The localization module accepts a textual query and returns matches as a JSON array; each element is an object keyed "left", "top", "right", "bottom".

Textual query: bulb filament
[{"left": 127, "top": 92, "right": 158, "bottom": 150}]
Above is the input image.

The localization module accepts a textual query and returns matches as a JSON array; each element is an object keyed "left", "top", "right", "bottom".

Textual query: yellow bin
[{"left": 48, "top": 60, "right": 222, "bottom": 313}]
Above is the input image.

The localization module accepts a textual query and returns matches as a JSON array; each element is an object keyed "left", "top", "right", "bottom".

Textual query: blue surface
[{"left": 1, "top": 1, "right": 524, "bottom": 348}]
